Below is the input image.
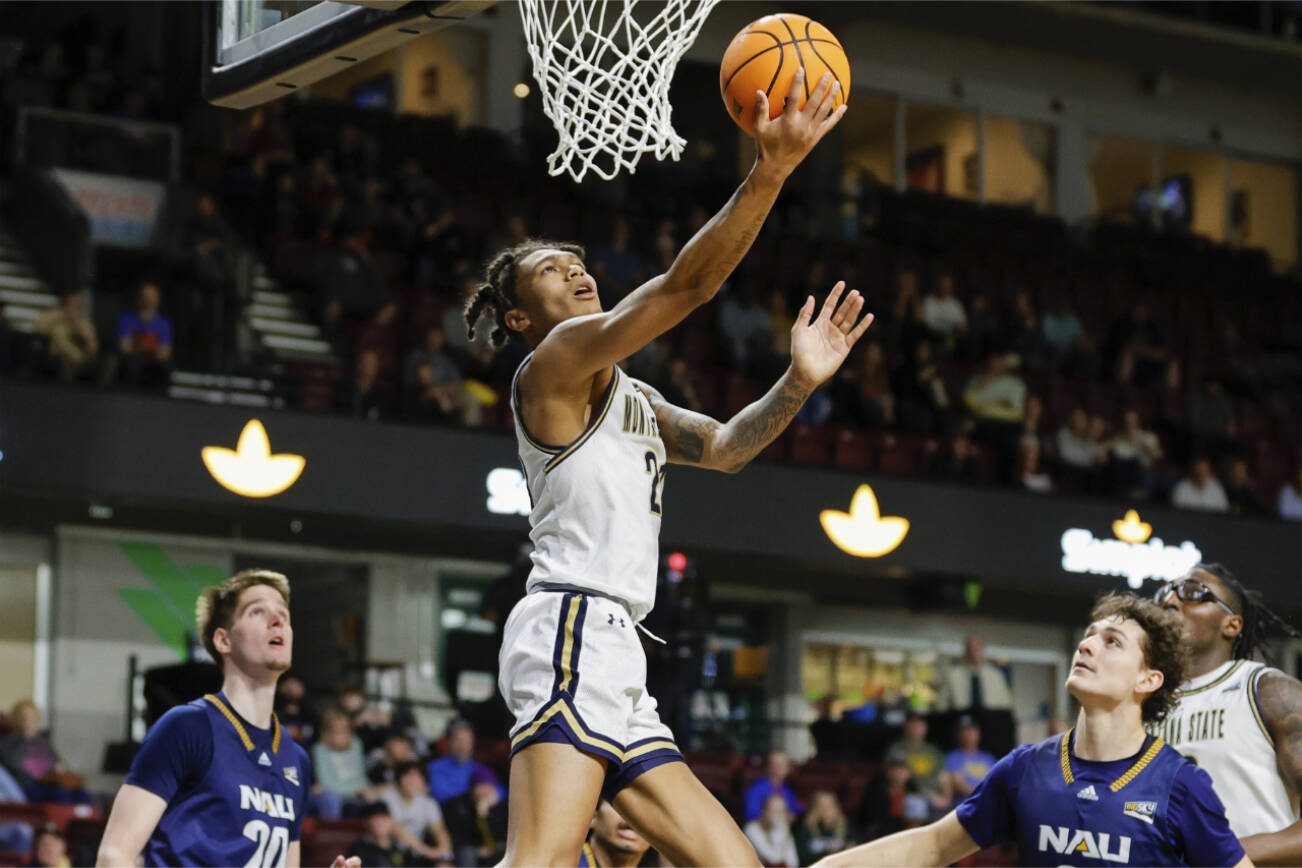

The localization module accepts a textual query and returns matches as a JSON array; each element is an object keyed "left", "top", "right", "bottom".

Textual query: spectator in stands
[
  {"left": 0, "top": 762, "right": 32, "bottom": 857},
  {"left": 403, "top": 325, "right": 465, "bottom": 423},
  {"left": 414, "top": 205, "right": 473, "bottom": 290},
  {"left": 590, "top": 217, "right": 646, "bottom": 301},
  {"left": 860, "top": 757, "right": 929, "bottom": 839},
  {"left": 944, "top": 716, "right": 997, "bottom": 800},
  {"left": 885, "top": 713, "right": 951, "bottom": 817},
  {"left": 380, "top": 762, "right": 454, "bottom": 865},
  {"left": 719, "top": 283, "right": 772, "bottom": 371},
  {"left": 276, "top": 675, "right": 317, "bottom": 745},
  {"left": 337, "top": 684, "right": 391, "bottom": 751},
  {"left": 937, "top": 635, "right": 1013, "bottom": 714},
  {"left": 367, "top": 732, "right": 417, "bottom": 787},
  {"left": 886, "top": 269, "right": 927, "bottom": 357},
  {"left": 1107, "top": 302, "right": 1178, "bottom": 388},
  {"left": 744, "top": 792, "right": 798, "bottom": 868},
  {"left": 1006, "top": 290, "right": 1049, "bottom": 371},
  {"left": 30, "top": 823, "right": 69, "bottom": 868},
  {"left": 1105, "top": 409, "right": 1162, "bottom": 498},
  {"left": 743, "top": 749, "right": 802, "bottom": 822},
  {"left": 181, "top": 194, "right": 235, "bottom": 292},
  {"left": 427, "top": 718, "right": 497, "bottom": 804},
  {"left": 1277, "top": 467, "right": 1302, "bottom": 521},
  {"left": 1224, "top": 458, "right": 1264, "bottom": 518},
  {"left": 349, "top": 801, "right": 415, "bottom": 868},
  {"left": 443, "top": 765, "right": 509, "bottom": 867},
  {"left": 0, "top": 701, "right": 85, "bottom": 804},
  {"left": 660, "top": 357, "right": 705, "bottom": 414},
  {"left": 965, "top": 353, "right": 1027, "bottom": 481},
  {"left": 33, "top": 291, "right": 99, "bottom": 382},
  {"left": 894, "top": 339, "right": 950, "bottom": 435},
  {"left": 1186, "top": 377, "right": 1238, "bottom": 461},
  {"left": 795, "top": 790, "right": 853, "bottom": 865},
  {"left": 311, "top": 707, "right": 372, "bottom": 818},
  {"left": 768, "top": 288, "right": 794, "bottom": 335},
  {"left": 1055, "top": 407, "right": 1103, "bottom": 493},
  {"left": 920, "top": 271, "right": 967, "bottom": 350},
  {"left": 1020, "top": 438, "right": 1054, "bottom": 493},
  {"left": 1041, "top": 294, "right": 1093, "bottom": 376},
  {"left": 928, "top": 424, "right": 980, "bottom": 483},
  {"left": 335, "top": 348, "right": 392, "bottom": 421},
  {"left": 1171, "top": 457, "right": 1230, "bottom": 513},
  {"left": 1018, "top": 394, "right": 1046, "bottom": 456},
  {"left": 117, "top": 282, "right": 173, "bottom": 389},
  {"left": 835, "top": 341, "right": 894, "bottom": 428}
]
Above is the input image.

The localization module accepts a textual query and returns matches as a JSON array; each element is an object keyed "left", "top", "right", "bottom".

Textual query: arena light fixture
[
  {"left": 820, "top": 484, "right": 910, "bottom": 558},
  {"left": 202, "top": 419, "right": 305, "bottom": 498},
  {"left": 1111, "top": 509, "right": 1152, "bottom": 544}
]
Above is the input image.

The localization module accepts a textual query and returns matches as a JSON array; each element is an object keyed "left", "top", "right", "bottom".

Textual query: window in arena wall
[
  {"left": 1087, "top": 134, "right": 1156, "bottom": 224},
  {"left": 1229, "top": 158, "right": 1299, "bottom": 269},
  {"left": 802, "top": 641, "right": 941, "bottom": 713},
  {"left": 1160, "top": 145, "right": 1228, "bottom": 244},
  {"left": 983, "top": 116, "right": 1056, "bottom": 215},
  {"left": 840, "top": 94, "right": 897, "bottom": 189},
  {"left": 904, "top": 104, "right": 978, "bottom": 201}
]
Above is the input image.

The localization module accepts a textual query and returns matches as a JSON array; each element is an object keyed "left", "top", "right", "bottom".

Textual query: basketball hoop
[{"left": 518, "top": 0, "right": 722, "bottom": 182}]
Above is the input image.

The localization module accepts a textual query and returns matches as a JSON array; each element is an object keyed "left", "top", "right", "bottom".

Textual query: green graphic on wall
[{"left": 117, "top": 542, "right": 225, "bottom": 660}]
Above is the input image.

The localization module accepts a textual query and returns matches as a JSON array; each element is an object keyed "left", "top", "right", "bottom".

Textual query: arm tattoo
[
  {"left": 710, "top": 373, "right": 810, "bottom": 473},
  {"left": 1257, "top": 672, "right": 1302, "bottom": 790},
  {"left": 660, "top": 408, "right": 715, "bottom": 464}
]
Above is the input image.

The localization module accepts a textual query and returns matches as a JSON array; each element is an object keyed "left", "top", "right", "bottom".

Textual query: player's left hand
[
  {"left": 330, "top": 855, "right": 362, "bottom": 868},
  {"left": 789, "top": 281, "right": 874, "bottom": 390}
]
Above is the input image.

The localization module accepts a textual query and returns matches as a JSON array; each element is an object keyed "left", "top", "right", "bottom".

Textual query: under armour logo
[{"left": 607, "top": 613, "right": 626, "bottom": 628}]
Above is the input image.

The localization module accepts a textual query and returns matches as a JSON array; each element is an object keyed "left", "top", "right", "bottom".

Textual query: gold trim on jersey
[
  {"left": 1173, "top": 660, "right": 1245, "bottom": 698},
  {"left": 204, "top": 693, "right": 282, "bottom": 754},
  {"left": 511, "top": 359, "right": 564, "bottom": 454},
  {"left": 557, "top": 596, "right": 582, "bottom": 694},
  {"left": 1248, "top": 666, "right": 1276, "bottom": 748},
  {"left": 509, "top": 697, "right": 678, "bottom": 763},
  {"left": 1058, "top": 728, "right": 1166, "bottom": 792},
  {"left": 544, "top": 368, "right": 620, "bottom": 473}
]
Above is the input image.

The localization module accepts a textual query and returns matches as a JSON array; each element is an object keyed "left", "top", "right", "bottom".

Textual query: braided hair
[
  {"left": 1195, "top": 562, "right": 1300, "bottom": 662},
  {"left": 464, "top": 239, "right": 586, "bottom": 349}
]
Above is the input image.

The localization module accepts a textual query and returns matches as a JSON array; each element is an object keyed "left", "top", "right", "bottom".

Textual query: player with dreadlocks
[
  {"left": 465, "top": 71, "right": 861, "bottom": 867},
  {"left": 1155, "top": 562, "right": 1302, "bottom": 865}
]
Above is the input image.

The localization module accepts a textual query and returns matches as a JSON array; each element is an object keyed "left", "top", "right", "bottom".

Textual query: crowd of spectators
[{"left": 3, "top": 26, "right": 1300, "bottom": 523}]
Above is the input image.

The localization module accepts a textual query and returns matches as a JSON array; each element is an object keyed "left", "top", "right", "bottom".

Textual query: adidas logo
[
  {"left": 1077, "top": 785, "right": 1099, "bottom": 801},
  {"left": 258, "top": 751, "right": 272, "bottom": 767}
]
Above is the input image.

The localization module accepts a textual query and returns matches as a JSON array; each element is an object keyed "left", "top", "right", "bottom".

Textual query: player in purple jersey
[
  {"left": 817, "top": 594, "right": 1251, "bottom": 867},
  {"left": 97, "top": 570, "right": 359, "bottom": 868}
]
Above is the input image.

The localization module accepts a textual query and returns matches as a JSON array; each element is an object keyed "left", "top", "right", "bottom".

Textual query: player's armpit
[{"left": 97, "top": 783, "right": 168, "bottom": 866}]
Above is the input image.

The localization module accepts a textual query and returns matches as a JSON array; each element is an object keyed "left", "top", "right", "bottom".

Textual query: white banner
[{"left": 51, "top": 168, "right": 165, "bottom": 248}]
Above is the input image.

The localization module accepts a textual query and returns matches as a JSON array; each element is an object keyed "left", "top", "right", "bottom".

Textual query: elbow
[{"left": 661, "top": 267, "right": 721, "bottom": 307}]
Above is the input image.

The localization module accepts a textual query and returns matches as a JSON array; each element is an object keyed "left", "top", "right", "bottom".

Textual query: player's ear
[
  {"left": 1220, "top": 613, "right": 1243, "bottom": 644},
  {"left": 505, "top": 307, "right": 530, "bottom": 334},
  {"left": 212, "top": 626, "right": 232, "bottom": 657},
  {"left": 1136, "top": 666, "right": 1163, "bottom": 699}
]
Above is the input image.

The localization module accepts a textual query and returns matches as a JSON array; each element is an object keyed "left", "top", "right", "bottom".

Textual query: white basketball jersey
[
  {"left": 511, "top": 356, "right": 665, "bottom": 622},
  {"left": 1155, "top": 659, "right": 1299, "bottom": 837}
]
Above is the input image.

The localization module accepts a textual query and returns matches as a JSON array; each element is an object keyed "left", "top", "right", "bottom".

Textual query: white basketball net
[{"left": 519, "top": 0, "right": 722, "bottom": 182}]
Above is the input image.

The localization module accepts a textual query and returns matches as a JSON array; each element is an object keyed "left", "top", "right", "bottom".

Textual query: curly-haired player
[
  {"left": 467, "top": 70, "right": 859, "bottom": 866},
  {"left": 1156, "top": 563, "right": 1302, "bottom": 865},
  {"left": 818, "top": 594, "right": 1250, "bottom": 867}
]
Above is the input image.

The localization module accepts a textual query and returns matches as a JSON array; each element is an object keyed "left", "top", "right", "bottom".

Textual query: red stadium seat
[
  {"left": 789, "top": 423, "right": 833, "bottom": 466},
  {"left": 301, "top": 818, "right": 366, "bottom": 868},
  {"left": 832, "top": 427, "right": 875, "bottom": 470}
]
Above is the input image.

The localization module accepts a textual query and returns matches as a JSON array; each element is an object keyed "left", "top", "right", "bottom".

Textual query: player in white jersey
[
  {"left": 464, "top": 70, "right": 866, "bottom": 866},
  {"left": 1155, "top": 563, "right": 1302, "bottom": 865}
]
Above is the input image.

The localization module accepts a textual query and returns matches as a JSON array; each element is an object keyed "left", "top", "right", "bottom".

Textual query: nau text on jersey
[
  {"left": 1038, "top": 826, "right": 1132, "bottom": 863},
  {"left": 238, "top": 784, "right": 296, "bottom": 821},
  {"left": 622, "top": 394, "right": 659, "bottom": 439}
]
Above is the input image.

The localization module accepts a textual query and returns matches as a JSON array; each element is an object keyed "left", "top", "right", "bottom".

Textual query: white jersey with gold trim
[
  {"left": 511, "top": 355, "right": 665, "bottom": 622},
  {"left": 1155, "top": 658, "right": 1299, "bottom": 837}
]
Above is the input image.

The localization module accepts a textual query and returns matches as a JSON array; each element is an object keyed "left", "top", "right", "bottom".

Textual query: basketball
[{"left": 719, "top": 13, "right": 851, "bottom": 136}]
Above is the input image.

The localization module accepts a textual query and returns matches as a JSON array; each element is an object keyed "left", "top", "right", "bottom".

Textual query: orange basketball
[{"left": 720, "top": 13, "right": 851, "bottom": 137}]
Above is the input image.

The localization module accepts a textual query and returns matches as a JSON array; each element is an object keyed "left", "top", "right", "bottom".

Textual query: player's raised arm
[
  {"left": 815, "top": 811, "right": 978, "bottom": 867},
  {"left": 534, "top": 68, "right": 846, "bottom": 382},
  {"left": 97, "top": 783, "right": 168, "bottom": 866},
  {"left": 648, "top": 281, "right": 872, "bottom": 473}
]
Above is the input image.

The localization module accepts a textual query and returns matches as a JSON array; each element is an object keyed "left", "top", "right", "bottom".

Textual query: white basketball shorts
[{"left": 499, "top": 589, "right": 681, "bottom": 796}]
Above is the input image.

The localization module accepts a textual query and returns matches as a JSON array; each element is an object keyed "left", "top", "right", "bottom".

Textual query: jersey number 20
[
  {"left": 644, "top": 451, "right": 667, "bottom": 515},
  {"left": 242, "top": 820, "right": 289, "bottom": 868}
]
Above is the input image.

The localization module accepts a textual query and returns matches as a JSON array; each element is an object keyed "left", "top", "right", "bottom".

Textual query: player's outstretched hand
[
  {"left": 753, "top": 68, "right": 847, "bottom": 176},
  {"left": 789, "top": 281, "right": 874, "bottom": 390},
  {"left": 331, "top": 855, "right": 362, "bottom": 868}
]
